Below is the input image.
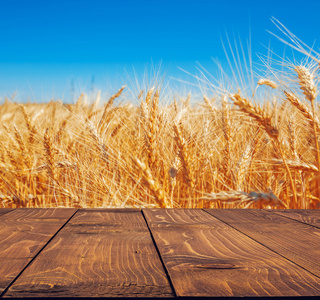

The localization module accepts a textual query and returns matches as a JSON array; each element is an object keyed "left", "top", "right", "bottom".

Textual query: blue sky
[{"left": 0, "top": 0, "right": 320, "bottom": 102}]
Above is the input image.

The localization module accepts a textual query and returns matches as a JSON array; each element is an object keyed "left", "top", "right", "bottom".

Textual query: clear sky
[{"left": 0, "top": 0, "right": 320, "bottom": 102}]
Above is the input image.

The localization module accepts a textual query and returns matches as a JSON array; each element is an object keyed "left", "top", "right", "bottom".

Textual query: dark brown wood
[
  {"left": 4, "top": 209, "right": 174, "bottom": 298},
  {"left": 2, "top": 208, "right": 320, "bottom": 299},
  {"left": 0, "top": 208, "right": 77, "bottom": 295},
  {"left": 205, "top": 209, "right": 320, "bottom": 278},
  {"left": 272, "top": 209, "right": 320, "bottom": 229},
  {"left": 0, "top": 209, "right": 14, "bottom": 217},
  {"left": 143, "top": 208, "right": 320, "bottom": 298}
]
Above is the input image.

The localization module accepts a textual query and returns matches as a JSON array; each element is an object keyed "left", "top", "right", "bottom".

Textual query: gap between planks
[
  {"left": 2, "top": 209, "right": 174, "bottom": 298},
  {"left": 1, "top": 208, "right": 320, "bottom": 299},
  {"left": 144, "top": 208, "right": 320, "bottom": 298},
  {"left": 204, "top": 209, "right": 320, "bottom": 279},
  {"left": 0, "top": 209, "right": 78, "bottom": 297}
]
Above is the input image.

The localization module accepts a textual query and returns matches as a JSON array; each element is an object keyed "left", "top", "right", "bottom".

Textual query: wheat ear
[
  {"left": 221, "top": 96, "right": 231, "bottom": 176},
  {"left": 75, "top": 93, "right": 84, "bottom": 112},
  {"left": 257, "top": 79, "right": 278, "bottom": 89},
  {"left": 203, "top": 95, "right": 216, "bottom": 115},
  {"left": 147, "top": 90, "right": 159, "bottom": 170},
  {"left": 98, "top": 86, "right": 126, "bottom": 129},
  {"left": 252, "top": 79, "right": 278, "bottom": 99},
  {"left": 200, "top": 190, "right": 287, "bottom": 208},
  {"left": 235, "top": 142, "right": 252, "bottom": 191},
  {"left": 20, "top": 104, "right": 37, "bottom": 144},
  {"left": 105, "top": 85, "right": 126, "bottom": 110},
  {"left": 132, "top": 157, "right": 170, "bottom": 208},
  {"left": 272, "top": 159, "right": 318, "bottom": 173},
  {"left": 13, "top": 125, "right": 26, "bottom": 154},
  {"left": 43, "top": 128, "right": 56, "bottom": 180},
  {"left": 173, "top": 111, "right": 195, "bottom": 190},
  {"left": 230, "top": 93, "right": 279, "bottom": 138},
  {"left": 295, "top": 66, "right": 317, "bottom": 102},
  {"left": 230, "top": 92, "right": 297, "bottom": 204},
  {"left": 283, "top": 91, "right": 320, "bottom": 132},
  {"left": 295, "top": 66, "right": 320, "bottom": 174}
]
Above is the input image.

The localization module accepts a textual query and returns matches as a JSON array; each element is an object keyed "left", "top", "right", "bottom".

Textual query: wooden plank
[
  {"left": 0, "top": 208, "right": 77, "bottom": 295},
  {"left": 272, "top": 209, "right": 320, "bottom": 229},
  {"left": 143, "top": 208, "right": 320, "bottom": 298},
  {"left": 0, "top": 209, "right": 14, "bottom": 217},
  {"left": 4, "top": 209, "right": 174, "bottom": 298},
  {"left": 205, "top": 209, "right": 320, "bottom": 278}
]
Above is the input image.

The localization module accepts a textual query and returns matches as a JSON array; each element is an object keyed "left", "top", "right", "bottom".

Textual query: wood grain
[
  {"left": 0, "top": 208, "right": 77, "bottom": 295},
  {"left": 0, "top": 209, "right": 14, "bottom": 218},
  {"left": 4, "top": 209, "right": 174, "bottom": 298},
  {"left": 272, "top": 209, "right": 320, "bottom": 229},
  {"left": 205, "top": 209, "right": 320, "bottom": 278},
  {"left": 143, "top": 208, "right": 320, "bottom": 298}
]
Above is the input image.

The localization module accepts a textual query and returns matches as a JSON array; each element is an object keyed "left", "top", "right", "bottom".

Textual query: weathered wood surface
[
  {"left": 272, "top": 209, "right": 320, "bottom": 229},
  {"left": 5, "top": 209, "right": 173, "bottom": 298},
  {"left": 143, "top": 209, "right": 320, "bottom": 298},
  {"left": 205, "top": 209, "right": 320, "bottom": 278},
  {"left": 0, "top": 208, "right": 320, "bottom": 299},
  {"left": 0, "top": 208, "right": 77, "bottom": 295},
  {"left": 0, "top": 209, "right": 14, "bottom": 217}
]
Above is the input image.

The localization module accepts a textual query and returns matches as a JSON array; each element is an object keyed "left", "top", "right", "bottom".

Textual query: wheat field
[
  {"left": 0, "top": 64, "right": 319, "bottom": 210},
  {"left": 1, "top": 29, "right": 320, "bottom": 210}
]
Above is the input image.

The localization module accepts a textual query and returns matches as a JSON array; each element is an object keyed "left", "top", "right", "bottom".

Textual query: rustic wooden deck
[{"left": 0, "top": 208, "right": 319, "bottom": 299}]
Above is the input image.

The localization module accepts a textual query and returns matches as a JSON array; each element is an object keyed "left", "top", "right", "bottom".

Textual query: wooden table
[{"left": 0, "top": 208, "right": 319, "bottom": 299}]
